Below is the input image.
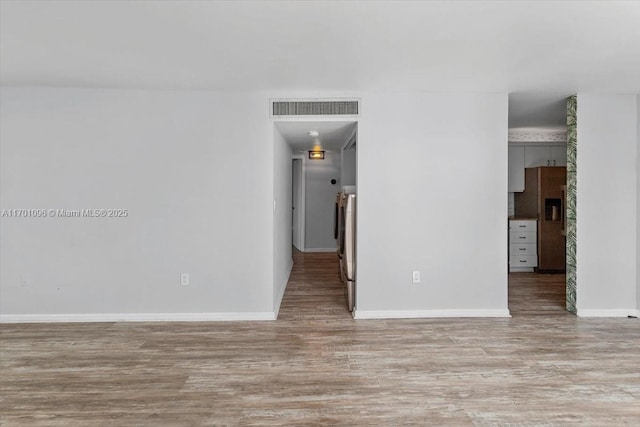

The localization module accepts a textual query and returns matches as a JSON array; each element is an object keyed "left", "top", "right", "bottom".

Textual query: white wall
[
  {"left": 356, "top": 92, "right": 509, "bottom": 317},
  {"left": 637, "top": 94, "right": 640, "bottom": 314},
  {"left": 576, "top": 94, "right": 638, "bottom": 316},
  {"left": 304, "top": 150, "right": 341, "bottom": 251},
  {"left": 341, "top": 142, "right": 357, "bottom": 187},
  {"left": 272, "top": 126, "right": 293, "bottom": 313},
  {"left": 0, "top": 88, "right": 524, "bottom": 321},
  {"left": 0, "top": 87, "right": 274, "bottom": 321}
]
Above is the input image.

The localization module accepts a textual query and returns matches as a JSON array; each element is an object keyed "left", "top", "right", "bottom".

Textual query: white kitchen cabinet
[
  {"left": 509, "top": 219, "right": 538, "bottom": 272},
  {"left": 508, "top": 145, "right": 525, "bottom": 192},
  {"left": 550, "top": 145, "right": 567, "bottom": 166},
  {"left": 524, "top": 145, "right": 548, "bottom": 168},
  {"left": 509, "top": 142, "right": 566, "bottom": 193},
  {"left": 524, "top": 144, "right": 567, "bottom": 167}
]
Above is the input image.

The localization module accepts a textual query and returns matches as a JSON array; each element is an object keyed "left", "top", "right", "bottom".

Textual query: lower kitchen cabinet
[{"left": 509, "top": 219, "right": 538, "bottom": 272}]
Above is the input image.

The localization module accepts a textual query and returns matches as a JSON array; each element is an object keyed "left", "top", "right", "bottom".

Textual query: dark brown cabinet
[{"left": 514, "top": 167, "right": 566, "bottom": 272}]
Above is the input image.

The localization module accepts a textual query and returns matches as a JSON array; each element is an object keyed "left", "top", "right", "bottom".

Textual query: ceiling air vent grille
[{"left": 272, "top": 101, "right": 359, "bottom": 116}]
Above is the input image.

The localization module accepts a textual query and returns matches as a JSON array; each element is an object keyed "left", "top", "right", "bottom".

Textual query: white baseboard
[
  {"left": 303, "top": 248, "right": 336, "bottom": 253},
  {"left": 0, "top": 311, "right": 277, "bottom": 323},
  {"left": 577, "top": 309, "right": 638, "bottom": 318},
  {"left": 273, "top": 258, "right": 294, "bottom": 318},
  {"left": 353, "top": 308, "right": 511, "bottom": 319}
]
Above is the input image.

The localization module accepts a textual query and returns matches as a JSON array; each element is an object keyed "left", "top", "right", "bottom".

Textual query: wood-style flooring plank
[{"left": 1, "top": 252, "right": 639, "bottom": 426}]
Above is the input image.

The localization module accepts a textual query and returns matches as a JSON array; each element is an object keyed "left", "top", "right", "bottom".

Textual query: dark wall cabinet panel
[{"left": 515, "top": 167, "right": 567, "bottom": 272}]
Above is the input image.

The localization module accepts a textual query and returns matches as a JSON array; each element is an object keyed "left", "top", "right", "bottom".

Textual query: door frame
[{"left": 291, "top": 154, "right": 306, "bottom": 251}]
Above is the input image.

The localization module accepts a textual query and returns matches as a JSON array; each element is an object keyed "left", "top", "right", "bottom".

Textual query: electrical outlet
[
  {"left": 180, "top": 273, "right": 189, "bottom": 286},
  {"left": 412, "top": 271, "right": 421, "bottom": 284}
]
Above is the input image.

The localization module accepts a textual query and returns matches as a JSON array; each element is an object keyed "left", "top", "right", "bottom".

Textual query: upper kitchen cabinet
[
  {"left": 508, "top": 145, "right": 525, "bottom": 192},
  {"left": 509, "top": 142, "right": 567, "bottom": 193},
  {"left": 524, "top": 143, "right": 567, "bottom": 167},
  {"left": 549, "top": 145, "right": 567, "bottom": 166}
]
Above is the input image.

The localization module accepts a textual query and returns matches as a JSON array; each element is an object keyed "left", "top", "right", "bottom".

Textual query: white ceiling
[
  {"left": 508, "top": 92, "right": 569, "bottom": 129},
  {"left": 276, "top": 121, "right": 357, "bottom": 153},
  {"left": 1, "top": 1, "right": 639, "bottom": 127}
]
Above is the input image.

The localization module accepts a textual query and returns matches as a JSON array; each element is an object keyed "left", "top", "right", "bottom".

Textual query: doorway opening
[
  {"left": 507, "top": 93, "right": 571, "bottom": 316},
  {"left": 274, "top": 120, "right": 358, "bottom": 318}
]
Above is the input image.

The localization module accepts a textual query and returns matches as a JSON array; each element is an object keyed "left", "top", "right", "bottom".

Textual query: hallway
[{"left": 277, "top": 250, "right": 351, "bottom": 321}]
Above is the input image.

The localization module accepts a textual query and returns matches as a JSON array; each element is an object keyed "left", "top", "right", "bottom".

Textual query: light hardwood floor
[
  {"left": 508, "top": 272, "right": 568, "bottom": 316},
  {"left": 1, "top": 252, "right": 639, "bottom": 426}
]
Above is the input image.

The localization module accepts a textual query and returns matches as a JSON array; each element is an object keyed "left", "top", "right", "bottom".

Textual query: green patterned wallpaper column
[{"left": 566, "top": 95, "right": 577, "bottom": 314}]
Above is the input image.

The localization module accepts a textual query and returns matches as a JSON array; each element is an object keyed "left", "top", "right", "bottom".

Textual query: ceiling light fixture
[
  {"left": 308, "top": 150, "right": 325, "bottom": 160},
  {"left": 307, "top": 130, "right": 319, "bottom": 137}
]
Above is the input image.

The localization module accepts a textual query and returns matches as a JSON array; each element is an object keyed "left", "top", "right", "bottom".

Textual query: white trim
[
  {"left": 508, "top": 128, "right": 567, "bottom": 143},
  {"left": 303, "top": 248, "right": 336, "bottom": 253},
  {"left": 273, "top": 258, "right": 294, "bottom": 319},
  {"left": 353, "top": 309, "right": 511, "bottom": 320},
  {"left": 291, "top": 155, "right": 305, "bottom": 251},
  {"left": 342, "top": 126, "right": 358, "bottom": 150},
  {"left": 576, "top": 309, "right": 638, "bottom": 318},
  {"left": 0, "top": 311, "right": 277, "bottom": 323},
  {"left": 508, "top": 140, "right": 567, "bottom": 146}
]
